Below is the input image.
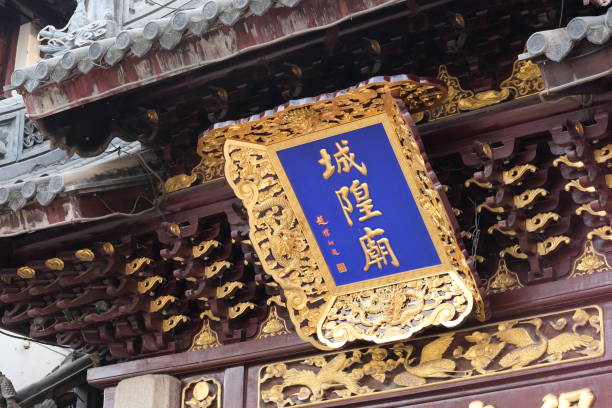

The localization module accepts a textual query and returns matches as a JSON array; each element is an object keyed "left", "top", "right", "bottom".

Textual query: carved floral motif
[
  {"left": 486, "top": 259, "right": 523, "bottom": 295},
  {"left": 569, "top": 240, "right": 611, "bottom": 278}
]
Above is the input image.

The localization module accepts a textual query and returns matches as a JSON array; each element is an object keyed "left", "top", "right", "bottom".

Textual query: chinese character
[
  {"left": 335, "top": 180, "right": 382, "bottom": 226},
  {"left": 359, "top": 227, "right": 400, "bottom": 271},
  {"left": 322, "top": 228, "right": 331, "bottom": 237},
  {"left": 316, "top": 215, "right": 329, "bottom": 225},
  {"left": 331, "top": 249, "right": 341, "bottom": 256},
  {"left": 318, "top": 149, "right": 335, "bottom": 179},
  {"left": 334, "top": 140, "right": 367, "bottom": 176},
  {"left": 336, "top": 263, "right": 348, "bottom": 273},
  {"left": 318, "top": 140, "right": 367, "bottom": 179}
]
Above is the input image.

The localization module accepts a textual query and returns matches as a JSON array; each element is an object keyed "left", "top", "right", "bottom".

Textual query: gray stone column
[{"left": 114, "top": 375, "right": 181, "bottom": 408}]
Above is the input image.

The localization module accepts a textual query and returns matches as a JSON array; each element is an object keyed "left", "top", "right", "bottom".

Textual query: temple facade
[{"left": 1, "top": 0, "right": 612, "bottom": 407}]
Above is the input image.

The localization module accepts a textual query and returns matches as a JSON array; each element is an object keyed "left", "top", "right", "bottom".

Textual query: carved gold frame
[{"left": 222, "top": 82, "right": 486, "bottom": 349}]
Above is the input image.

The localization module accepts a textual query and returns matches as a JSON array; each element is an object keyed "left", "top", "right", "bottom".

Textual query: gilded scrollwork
[
  {"left": 189, "top": 317, "right": 221, "bottom": 351},
  {"left": 256, "top": 305, "right": 291, "bottom": 339},
  {"left": 223, "top": 87, "right": 485, "bottom": 349},
  {"left": 182, "top": 377, "right": 222, "bottom": 408},
  {"left": 569, "top": 239, "right": 611, "bottom": 278},
  {"left": 259, "top": 307, "right": 603, "bottom": 408},
  {"left": 587, "top": 226, "right": 612, "bottom": 241},
  {"left": 319, "top": 276, "right": 472, "bottom": 347},
  {"left": 499, "top": 59, "right": 545, "bottom": 98},
  {"left": 194, "top": 77, "right": 446, "bottom": 183},
  {"left": 428, "top": 59, "right": 543, "bottom": 122},
  {"left": 430, "top": 65, "right": 474, "bottom": 120},
  {"left": 486, "top": 259, "right": 523, "bottom": 295}
]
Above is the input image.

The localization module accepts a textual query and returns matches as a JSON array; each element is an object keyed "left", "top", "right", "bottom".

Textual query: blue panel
[{"left": 276, "top": 123, "right": 441, "bottom": 287}]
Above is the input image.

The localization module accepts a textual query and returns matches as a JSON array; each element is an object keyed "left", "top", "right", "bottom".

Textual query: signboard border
[{"left": 221, "top": 80, "right": 487, "bottom": 349}]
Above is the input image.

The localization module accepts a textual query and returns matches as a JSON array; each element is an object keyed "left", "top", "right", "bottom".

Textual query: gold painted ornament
[
  {"left": 258, "top": 306, "right": 602, "bottom": 408},
  {"left": 182, "top": 377, "right": 221, "bottom": 408},
  {"left": 222, "top": 87, "right": 485, "bottom": 350}
]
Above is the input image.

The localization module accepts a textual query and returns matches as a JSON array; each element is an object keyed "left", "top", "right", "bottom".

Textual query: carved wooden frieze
[{"left": 258, "top": 306, "right": 603, "bottom": 408}]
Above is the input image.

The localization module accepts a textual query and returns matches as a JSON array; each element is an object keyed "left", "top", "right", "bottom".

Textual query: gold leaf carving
[
  {"left": 75, "top": 249, "right": 95, "bottom": 262},
  {"left": 499, "top": 59, "right": 544, "bottom": 98},
  {"left": 576, "top": 204, "right": 606, "bottom": 217},
  {"left": 430, "top": 65, "right": 474, "bottom": 120},
  {"left": 163, "top": 173, "right": 198, "bottom": 193},
  {"left": 203, "top": 261, "right": 231, "bottom": 279},
  {"left": 102, "top": 242, "right": 115, "bottom": 255},
  {"left": 16, "top": 266, "right": 35, "bottom": 279},
  {"left": 182, "top": 377, "right": 221, "bottom": 408},
  {"left": 476, "top": 203, "right": 504, "bottom": 214},
  {"left": 216, "top": 282, "right": 245, "bottom": 299},
  {"left": 266, "top": 295, "right": 286, "bottom": 307},
  {"left": 553, "top": 155, "right": 584, "bottom": 168},
  {"left": 537, "top": 236, "right": 571, "bottom": 256},
  {"left": 594, "top": 144, "right": 612, "bottom": 163},
  {"left": 486, "top": 259, "right": 523, "bottom": 295},
  {"left": 587, "top": 226, "right": 612, "bottom": 241},
  {"left": 514, "top": 188, "right": 548, "bottom": 209},
  {"left": 193, "top": 240, "right": 220, "bottom": 258},
  {"left": 125, "top": 257, "right": 152, "bottom": 275},
  {"left": 487, "top": 224, "right": 516, "bottom": 236},
  {"left": 499, "top": 245, "right": 527, "bottom": 259},
  {"left": 526, "top": 212, "right": 560, "bottom": 232},
  {"left": 502, "top": 164, "right": 537, "bottom": 185},
  {"left": 541, "top": 389, "right": 595, "bottom": 408},
  {"left": 464, "top": 178, "right": 493, "bottom": 189},
  {"left": 149, "top": 295, "right": 177, "bottom": 312},
  {"left": 222, "top": 85, "right": 485, "bottom": 349},
  {"left": 162, "top": 315, "right": 189, "bottom": 332},
  {"left": 189, "top": 318, "right": 221, "bottom": 351},
  {"left": 564, "top": 180, "right": 596, "bottom": 193},
  {"left": 44, "top": 258, "right": 64, "bottom": 271},
  {"left": 168, "top": 223, "right": 181, "bottom": 237},
  {"left": 199, "top": 310, "right": 221, "bottom": 321},
  {"left": 137, "top": 276, "right": 165, "bottom": 294},
  {"left": 194, "top": 78, "right": 446, "bottom": 182},
  {"left": 569, "top": 240, "right": 611, "bottom": 278},
  {"left": 256, "top": 306, "right": 291, "bottom": 339},
  {"left": 458, "top": 88, "right": 511, "bottom": 111},
  {"left": 228, "top": 302, "right": 256, "bottom": 319},
  {"left": 259, "top": 307, "right": 603, "bottom": 407}
]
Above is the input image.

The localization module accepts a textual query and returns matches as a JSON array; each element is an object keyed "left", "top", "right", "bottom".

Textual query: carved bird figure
[
  {"left": 453, "top": 331, "right": 506, "bottom": 374},
  {"left": 544, "top": 309, "right": 601, "bottom": 362},
  {"left": 280, "top": 353, "right": 370, "bottom": 400},
  {"left": 495, "top": 318, "right": 547, "bottom": 369},
  {"left": 393, "top": 335, "right": 469, "bottom": 386}
]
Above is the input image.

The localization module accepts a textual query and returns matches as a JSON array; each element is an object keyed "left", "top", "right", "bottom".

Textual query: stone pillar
[{"left": 114, "top": 375, "right": 181, "bottom": 408}]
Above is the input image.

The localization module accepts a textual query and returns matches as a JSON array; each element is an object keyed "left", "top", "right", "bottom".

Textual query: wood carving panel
[{"left": 258, "top": 306, "right": 603, "bottom": 408}]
